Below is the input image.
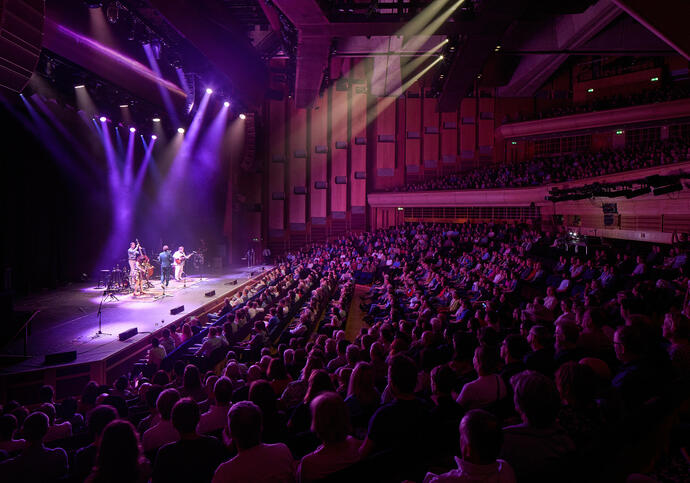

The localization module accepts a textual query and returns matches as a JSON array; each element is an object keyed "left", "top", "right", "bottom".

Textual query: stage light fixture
[
  {"left": 151, "top": 135, "right": 157, "bottom": 140},
  {"left": 120, "top": 104, "right": 129, "bottom": 108},
  {"left": 178, "top": 127, "right": 185, "bottom": 133},
  {"left": 74, "top": 84, "right": 85, "bottom": 89},
  {"left": 224, "top": 101, "right": 230, "bottom": 107},
  {"left": 239, "top": 113, "right": 246, "bottom": 120},
  {"left": 99, "top": 116, "right": 107, "bottom": 122},
  {"left": 152, "top": 117, "right": 161, "bottom": 122},
  {"left": 129, "top": 127, "right": 136, "bottom": 133},
  {"left": 206, "top": 88, "right": 213, "bottom": 94},
  {"left": 439, "top": 55, "right": 444, "bottom": 60}
]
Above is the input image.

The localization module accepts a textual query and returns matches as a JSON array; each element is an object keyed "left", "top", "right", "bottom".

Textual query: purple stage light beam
[{"left": 143, "top": 42, "right": 181, "bottom": 127}]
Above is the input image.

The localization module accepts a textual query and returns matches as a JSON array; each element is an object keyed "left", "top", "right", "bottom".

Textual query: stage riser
[{"left": 0, "top": 270, "right": 271, "bottom": 403}]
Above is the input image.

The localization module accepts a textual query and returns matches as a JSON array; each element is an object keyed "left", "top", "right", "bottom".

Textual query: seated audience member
[
  {"left": 499, "top": 335, "right": 528, "bottom": 387},
  {"left": 429, "top": 364, "right": 464, "bottom": 458},
  {"left": 196, "top": 327, "right": 226, "bottom": 358},
  {"left": 345, "top": 362, "right": 381, "bottom": 439},
  {"left": 500, "top": 371, "right": 575, "bottom": 482},
  {"left": 0, "top": 412, "right": 69, "bottom": 482},
  {"left": 181, "top": 364, "right": 207, "bottom": 402},
  {"left": 212, "top": 401, "right": 295, "bottom": 483},
  {"left": 249, "top": 380, "right": 287, "bottom": 444},
  {"left": 457, "top": 345, "right": 508, "bottom": 410},
  {"left": 159, "top": 329, "right": 176, "bottom": 355},
  {"left": 424, "top": 409, "right": 516, "bottom": 483},
  {"left": 360, "top": 354, "right": 432, "bottom": 479},
  {"left": 147, "top": 338, "right": 167, "bottom": 368},
  {"left": 554, "top": 321, "right": 583, "bottom": 368},
  {"left": 0, "top": 414, "right": 26, "bottom": 454},
  {"left": 198, "top": 377, "right": 234, "bottom": 435},
  {"left": 524, "top": 325, "right": 555, "bottom": 377},
  {"left": 611, "top": 325, "right": 659, "bottom": 409},
  {"left": 153, "top": 398, "right": 228, "bottom": 483},
  {"left": 72, "top": 405, "right": 118, "bottom": 482},
  {"left": 554, "top": 362, "right": 602, "bottom": 448},
  {"left": 297, "top": 392, "right": 361, "bottom": 482},
  {"left": 86, "top": 420, "right": 151, "bottom": 483},
  {"left": 36, "top": 403, "right": 72, "bottom": 442},
  {"left": 662, "top": 311, "right": 690, "bottom": 379},
  {"left": 142, "top": 388, "right": 181, "bottom": 453}
]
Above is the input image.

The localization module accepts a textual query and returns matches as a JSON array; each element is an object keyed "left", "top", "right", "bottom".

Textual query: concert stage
[{"left": 0, "top": 266, "right": 271, "bottom": 402}]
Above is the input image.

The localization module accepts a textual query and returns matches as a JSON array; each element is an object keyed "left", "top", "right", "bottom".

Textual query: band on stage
[{"left": 121, "top": 240, "right": 204, "bottom": 297}]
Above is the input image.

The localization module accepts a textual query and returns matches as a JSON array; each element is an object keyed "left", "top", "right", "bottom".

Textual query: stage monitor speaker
[
  {"left": 44, "top": 351, "right": 77, "bottom": 365},
  {"left": 205, "top": 290, "right": 216, "bottom": 297},
  {"left": 118, "top": 327, "right": 138, "bottom": 341},
  {"left": 170, "top": 305, "right": 185, "bottom": 315}
]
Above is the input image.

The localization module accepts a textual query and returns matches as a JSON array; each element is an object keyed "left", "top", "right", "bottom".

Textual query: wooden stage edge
[{"left": 0, "top": 266, "right": 273, "bottom": 403}]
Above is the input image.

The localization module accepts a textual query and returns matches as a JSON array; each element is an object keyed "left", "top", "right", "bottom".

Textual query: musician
[
  {"left": 173, "top": 246, "right": 187, "bottom": 281},
  {"left": 133, "top": 255, "right": 146, "bottom": 296},
  {"left": 159, "top": 245, "right": 173, "bottom": 287},
  {"left": 127, "top": 241, "right": 140, "bottom": 285}
]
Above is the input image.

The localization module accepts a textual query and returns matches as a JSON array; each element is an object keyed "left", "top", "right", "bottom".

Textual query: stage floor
[{"left": 1, "top": 266, "right": 270, "bottom": 374}]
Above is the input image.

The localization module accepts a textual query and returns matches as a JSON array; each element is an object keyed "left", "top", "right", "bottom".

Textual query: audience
[
  {"left": 389, "top": 138, "right": 689, "bottom": 192},
  {"left": 1, "top": 220, "right": 688, "bottom": 482},
  {"left": 0, "top": 411, "right": 69, "bottom": 482}
]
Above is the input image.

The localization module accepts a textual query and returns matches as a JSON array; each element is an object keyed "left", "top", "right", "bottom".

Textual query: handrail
[{"left": 9, "top": 310, "right": 41, "bottom": 356}]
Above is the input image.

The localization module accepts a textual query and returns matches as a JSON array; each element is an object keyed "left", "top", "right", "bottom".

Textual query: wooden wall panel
[
  {"left": 440, "top": 111, "right": 458, "bottom": 172},
  {"left": 268, "top": 99, "right": 286, "bottom": 231},
  {"left": 478, "top": 98, "right": 495, "bottom": 161},
  {"left": 310, "top": 93, "right": 328, "bottom": 219},
  {"left": 460, "top": 98, "right": 477, "bottom": 170},
  {"left": 289, "top": 104, "right": 307, "bottom": 225},
  {"left": 405, "top": 84, "right": 422, "bottom": 175},
  {"left": 373, "top": 98, "right": 397, "bottom": 191},
  {"left": 422, "top": 96, "right": 440, "bottom": 175},
  {"left": 350, "top": 61, "right": 367, "bottom": 209},
  {"left": 331, "top": 86, "right": 348, "bottom": 213}
]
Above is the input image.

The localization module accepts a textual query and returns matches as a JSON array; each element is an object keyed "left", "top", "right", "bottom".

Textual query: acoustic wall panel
[
  {"left": 289, "top": 104, "right": 307, "bottom": 224},
  {"left": 374, "top": 98, "right": 397, "bottom": 191},
  {"left": 422, "top": 96, "right": 439, "bottom": 175},
  {"left": 350, "top": 60, "right": 367, "bottom": 209},
  {"left": 331, "top": 86, "right": 348, "bottom": 213},
  {"left": 311, "top": 93, "right": 328, "bottom": 219},
  {"left": 405, "top": 83, "right": 421, "bottom": 171},
  {"left": 441, "top": 111, "right": 459, "bottom": 170},
  {"left": 268, "top": 98, "right": 286, "bottom": 231}
]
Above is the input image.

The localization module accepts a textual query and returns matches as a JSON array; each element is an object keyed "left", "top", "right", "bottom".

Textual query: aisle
[{"left": 345, "top": 284, "right": 371, "bottom": 341}]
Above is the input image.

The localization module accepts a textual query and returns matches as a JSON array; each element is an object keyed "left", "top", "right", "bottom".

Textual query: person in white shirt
[
  {"left": 147, "top": 338, "right": 167, "bottom": 368},
  {"left": 212, "top": 401, "right": 295, "bottom": 483},
  {"left": 554, "top": 299, "right": 576, "bottom": 325},
  {"left": 543, "top": 286, "right": 559, "bottom": 313},
  {"left": 172, "top": 246, "right": 187, "bottom": 281},
  {"left": 142, "top": 388, "right": 180, "bottom": 452},
  {"left": 457, "top": 346, "right": 507, "bottom": 410},
  {"left": 424, "top": 409, "right": 516, "bottom": 483},
  {"left": 195, "top": 327, "right": 226, "bottom": 358}
]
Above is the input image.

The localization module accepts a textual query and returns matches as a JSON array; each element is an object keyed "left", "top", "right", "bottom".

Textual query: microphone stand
[{"left": 95, "top": 290, "right": 112, "bottom": 336}]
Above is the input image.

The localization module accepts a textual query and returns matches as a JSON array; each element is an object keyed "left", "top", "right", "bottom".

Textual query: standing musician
[
  {"left": 173, "top": 246, "right": 188, "bottom": 281},
  {"left": 133, "top": 255, "right": 146, "bottom": 296},
  {"left": 159, "top": 245, "right": 173, "bottom": 287},
  {"left": 127, "top": 241, "right": 141, "bottom": 286}
]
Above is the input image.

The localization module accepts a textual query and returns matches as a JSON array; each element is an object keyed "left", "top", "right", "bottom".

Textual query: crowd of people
[
  {"left": 504, "top": 84, "right": 690, "bottom": 124},
  {"left": 390, "top": 138, "right": 690, "bottom": 192},
  {"left": 1, "top": 221, "right": 689, "bottom": 482}
]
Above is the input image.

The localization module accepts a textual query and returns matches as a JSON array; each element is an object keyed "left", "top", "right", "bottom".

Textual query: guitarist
[{"left": 173, "top": 246, "right": 188, "bottom": 281}]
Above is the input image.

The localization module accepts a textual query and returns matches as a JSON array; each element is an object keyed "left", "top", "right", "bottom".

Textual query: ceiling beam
[{"left": 611, "top": 0, "right": 690, "bottom": 60}]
